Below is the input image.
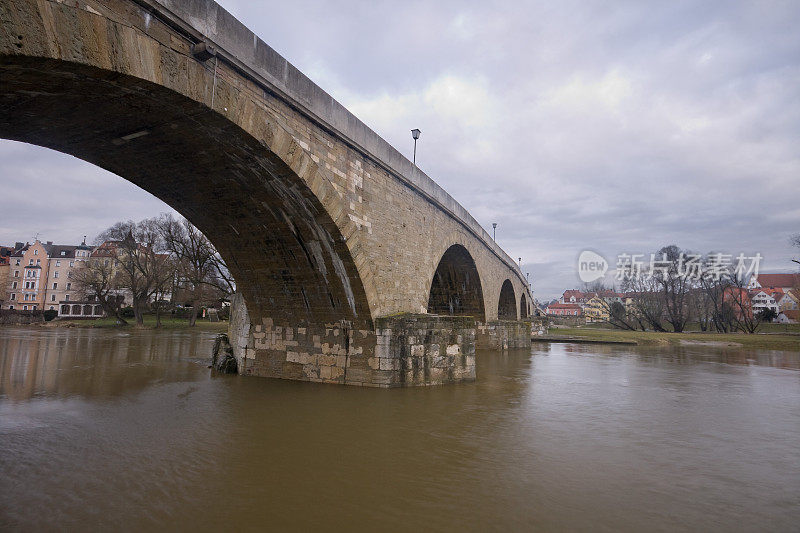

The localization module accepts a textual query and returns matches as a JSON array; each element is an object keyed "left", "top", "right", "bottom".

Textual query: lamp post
[
  {"left": 492, "top": 222, "right": 497, "bottom": 240},
  {"left": 411, "top": 129, "right": 421, "bottom": 165}
]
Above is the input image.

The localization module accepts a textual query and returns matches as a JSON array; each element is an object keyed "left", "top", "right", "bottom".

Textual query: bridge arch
[
  {"left": 427, "top": 244, "right": 486, "bottom": 321},
  {"left": 520, "top": 293, "right": 529, "bottom": 319},
  {"left": 497, "top": 279, "right": 517, "bottom": 320},
  {"left": 0, "top": 10, "right": 372, "bottom": 336}
]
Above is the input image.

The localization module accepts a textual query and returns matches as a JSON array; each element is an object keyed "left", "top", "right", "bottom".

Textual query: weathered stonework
[
  {"left": 230, "top": 295, "right": 474, "bottom": 387},
  {"left": 0, "top": 0, "right": 532, "bottom": 386},
  {"left": 476, "top": 320, "right": 532, "bottom": 350},
  {"left": 374, "top": 314, "right": 476, "bottom": 386}
]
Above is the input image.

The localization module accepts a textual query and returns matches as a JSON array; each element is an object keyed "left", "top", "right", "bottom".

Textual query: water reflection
[
  {"left": 0, "top": 327, "right": 214, "bottom": 400},
  {"left": 555, "top": 341, "right": 800, "bottom": 370},
  {"left": 1, "top": 328, "right": 798, "bottom": 531}
]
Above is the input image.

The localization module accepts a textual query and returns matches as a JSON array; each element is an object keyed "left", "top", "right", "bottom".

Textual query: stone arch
[
  {"left": 427, "top": 245, "right": 486, "bottom": 321},
  {"left": 0, "top": 4, "right": 372, "bottom": 334},
  {"left": 520, "top": 293, "right": 529, "bottom": 318},
  {"left": 497, "top": 279, "right": 516, "bottom": 319}
]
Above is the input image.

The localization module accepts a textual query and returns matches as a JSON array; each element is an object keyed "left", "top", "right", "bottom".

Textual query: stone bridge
[{"left": 0, "top": 0, "right": 532, "bottom": 386}]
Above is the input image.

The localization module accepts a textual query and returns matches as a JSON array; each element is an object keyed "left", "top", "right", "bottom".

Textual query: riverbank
[
  {"left": 545, "top": 326, "right": 800, "bottom": 351},
  {"left": 10, "top": 315, "right": 230, "bottom": 333}
]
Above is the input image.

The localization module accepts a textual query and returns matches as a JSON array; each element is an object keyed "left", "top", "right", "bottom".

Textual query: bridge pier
[
  {"left": 229, "top": 295, "right": 534, "bottom": 387},
  {"left": 230, "top": 295, "right": 477, "bottom": 386},
  {"left": 476, "top": 320, "right": 533, "bottom": 350}
]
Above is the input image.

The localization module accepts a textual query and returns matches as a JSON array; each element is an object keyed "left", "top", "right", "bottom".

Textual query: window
[
  {"left": 15, "top": 258, "right": 20, "bottom": 265},
  {"left": 11, "top": 281, "right": 17, "bottom": 289},
  {"left": 49, "top": 306, "right": 55, "bottom": 310},
  {"left": 66, "top": 283, "right": 71, "bottom": 290},
  {"left": 29, "top": 259, "right": 33, "bottom": 265},
  {"left": 56, "top": 260, "right": 60, "bottom": 266},
  {"left": 24, "top": 294, "right": 29, "bottom": 301},
  {"left": 34, "top": 249, "right": 38, "bottom": 255},
  {"left": 53, "top": 283, "right": 57, "bottom": 290},
  {"left": 65, "top": 294, "right": 70, "bottom": 301},
  {"left": 60, "top": 251, "right": 66, "bottom": 256},
  {"left": 36, "top": 259, "right": 40, "bottom": 265},
  {"left": 51, "top": 294, "right": 56, "bottom": 302},
  {"left": 54, "top": 271, "right": 59, "bottom": 279},
  {"left": 14, "top": 270, "right": 19, "bottom": 277},
  {"left": 23, "top": 305, "right": 28, "bottom": 310},
  {"left": 10, "top": 294, "right": 15, "bottom": 301},
  {"left": 69, "top": 261, "right": 74, "bottom": 267},
  {"left": 8, "top": 305, "right": 13, "bottom": 310}
]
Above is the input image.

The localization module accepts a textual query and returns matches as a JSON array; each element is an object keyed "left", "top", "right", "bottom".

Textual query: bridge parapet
[{"left": 141, "top": 0, "right": 525, "bottom": 287}]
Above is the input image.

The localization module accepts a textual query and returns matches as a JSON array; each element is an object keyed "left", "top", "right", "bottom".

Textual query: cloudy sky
[{"left": 1, "top": 0, "right": 798, "bottom": 300}]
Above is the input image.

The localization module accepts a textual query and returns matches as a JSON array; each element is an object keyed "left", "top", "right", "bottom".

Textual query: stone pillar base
[
  {"left": 476, "top": 320, "right": 532, "bottom": 350},
  {"left": 374, "top": 314, "right": 476, "bottom": 386},
  {"left": 228, "top": 295, "right": 476, "bottom": 387}
]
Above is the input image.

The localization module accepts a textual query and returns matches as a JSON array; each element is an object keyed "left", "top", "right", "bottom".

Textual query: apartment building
[{"left": 3, "top": 239, "right": 92, "bottom": 311}]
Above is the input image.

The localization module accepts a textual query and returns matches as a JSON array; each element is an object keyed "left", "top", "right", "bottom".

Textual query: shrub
[{"left": 43, "top": 309, "right": 58, "bottom": 321}]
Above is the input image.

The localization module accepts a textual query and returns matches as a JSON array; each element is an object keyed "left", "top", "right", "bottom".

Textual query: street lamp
[
  {"left": 492, "top": 222, "right": 497, "bottom": 240},
  {"left": 411, "top": 129, "right": 421, "bottom": 165}
]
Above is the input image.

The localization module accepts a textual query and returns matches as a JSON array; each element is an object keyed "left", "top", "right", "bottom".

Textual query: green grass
[
  {"left": 551, "top": 326, "right": 800, "bottom": 352},
  {"left": 49, "top": 315, "right": 228, "bottom": 332}
]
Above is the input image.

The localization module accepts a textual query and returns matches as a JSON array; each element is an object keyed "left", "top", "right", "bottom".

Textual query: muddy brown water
[{"left": 1, "top": 327, "right": 798, "bottom": 531}]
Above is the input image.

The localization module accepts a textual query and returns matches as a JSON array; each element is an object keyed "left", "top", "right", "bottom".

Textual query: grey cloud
[{"left": 1, "top": 0, "right": 798, "bottom": 301}]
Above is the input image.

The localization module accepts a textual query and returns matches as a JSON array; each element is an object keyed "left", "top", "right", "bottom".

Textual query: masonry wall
[
  {"left": 476, "top": 320, "right": 532, "bottom": 350},
  {"left": 374, "top": 314, "right": 476, "bottom": 386},
  {"left": 231, "top": 294, "right": 475, "bottom": 387}
]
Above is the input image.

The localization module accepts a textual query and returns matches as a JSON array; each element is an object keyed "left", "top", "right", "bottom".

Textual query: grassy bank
[
  {"left": 43, "top": 315, "right": 228, "bottom": 332},
  {"left": 549, "top": 326, "right": 800, "bottom": 352}
]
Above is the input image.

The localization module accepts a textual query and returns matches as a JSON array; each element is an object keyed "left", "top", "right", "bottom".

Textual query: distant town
[
  {"left": 0, "top": 216, "right": 232, "bottom": 324},
  {"left": 543, "top": 273, "right": 800, "bottom": 327}
]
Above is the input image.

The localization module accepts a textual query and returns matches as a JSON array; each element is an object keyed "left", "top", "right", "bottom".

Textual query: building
[
  {"left": 0, "top": 244, "right": 15, "bottom": 308},
  {"left": 2, "top": 238, "right": 95, "bottom": 312},
  {"left": 776, "top": 309, "right": 799, "bottom": 323},
  {"left": 777, "top": 290, "right": 799, "bottom": 312},
  {"left": 545, "top": 303, "right": 582, "bottom": 316},
  {"left": 747, "top": 273, "right": 800, "bottom": 291},
  {"left": 5, "top": 240, "right": 51, "bottom": 311},
  {"left": 584, "top": 295, "right": 610, "bottom": 322},
  {"left": 748, "top": 290, "right": 780, "bottom": 315},
  {"left": 560, "top": 290, "right": 588, "bottom": 305},
  {"left": 45, "top": 241, "right": 93, "bottom": 311}
]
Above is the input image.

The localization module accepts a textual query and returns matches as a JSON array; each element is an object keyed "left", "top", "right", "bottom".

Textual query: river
[{"left": 1, "top": 327, "right": 798, "bottom": 531}]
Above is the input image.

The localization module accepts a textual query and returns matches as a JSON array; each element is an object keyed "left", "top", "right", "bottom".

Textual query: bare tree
[
  {"left": 621, "top": 273, "right": 667, "bottom": 331},
  {"left": 73, "top": 256, "right": 127, "bottom": 324},
  {"left": 687, "top": 286, "right": 713, "bottom": 332},
  {"left": 158, "top": 214, "right": 233, "bottom": 326},
  {"left": 96, "top": 219, "right": 165, "bottom": 327},
  {"left": 723, "top": 274, "right": 763, "bottom": 334},
  {"left": 650, "top": 245, "right": 692, "bottom": 333}
]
